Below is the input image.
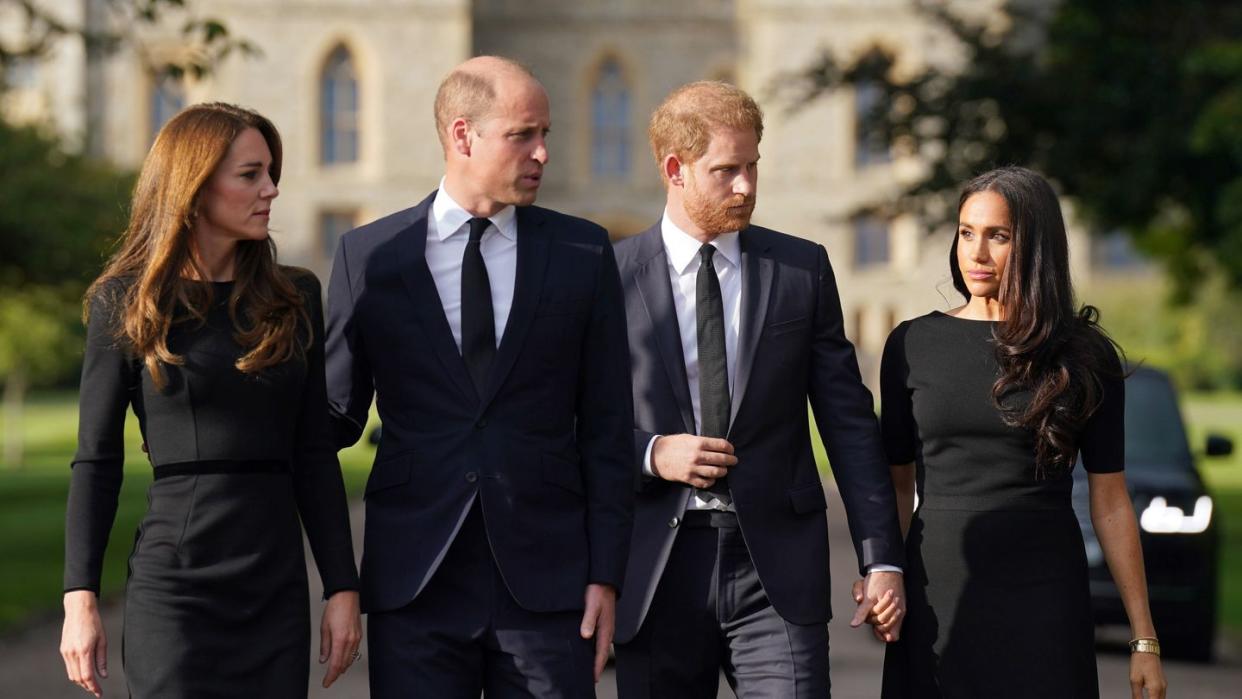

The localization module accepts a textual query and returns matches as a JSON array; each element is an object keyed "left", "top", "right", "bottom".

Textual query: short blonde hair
[
  {"left": 433, "top": 56, "right": 536, "bottom": 149},
  {"left": 648, "top": 81, "right": 764, "bottom": 180}
]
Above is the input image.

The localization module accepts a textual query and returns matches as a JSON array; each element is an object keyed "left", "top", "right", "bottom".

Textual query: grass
[
  {"left": 1183, "top": 393, "right": 1242, "bottom": 634},
  {"left": 1, "top": 391, "right": 1239, "bottom": 635},
  {"left": 0, "top": 391, "right": 377, "bottom": 632}
]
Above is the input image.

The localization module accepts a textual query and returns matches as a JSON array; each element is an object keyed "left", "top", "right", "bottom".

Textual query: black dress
[
  {"left": 879, "top": 311, "right": 1123, "bottom": 699},
  {"left": 64, "top": 271, "right": 359, "bottom": 698}
]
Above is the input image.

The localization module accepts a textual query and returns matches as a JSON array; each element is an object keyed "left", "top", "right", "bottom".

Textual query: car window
[{"left": 1124, "top": 371, "right": 1193, "bottom": 471}]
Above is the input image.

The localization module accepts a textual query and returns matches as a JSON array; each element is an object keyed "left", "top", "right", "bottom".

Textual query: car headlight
[{"left": 1139, "top": 495, "right": 1213, "bottom": 534}]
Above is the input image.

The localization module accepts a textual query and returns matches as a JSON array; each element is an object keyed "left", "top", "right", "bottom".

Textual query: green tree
[
  {"left": 780, "top": 0, "right": 1242, "bottom": 300},
  {"left": 0, "top": 120, "right": 132, "bottom": 467}
]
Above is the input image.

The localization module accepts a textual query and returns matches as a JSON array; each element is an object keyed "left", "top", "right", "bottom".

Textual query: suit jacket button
[
  {"left": 668, "top": 516, "right": 680, "bottom": 528},
  {"left": 465, "top": 471, "right": 478, "bottom": 483},
  {"left": 475, "top": 419, "right": 487, "bottom": 429}
]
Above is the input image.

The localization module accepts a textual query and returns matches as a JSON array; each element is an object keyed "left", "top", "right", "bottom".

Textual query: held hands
[
  {"left": 61, "top": 590, "right": 107, "bottom": 697},
  {"left": 1129, "top": 651, "right": 1166, "bottom": 699},
  {"left": 651, "top": 434, "right": 737, "bottom": 488},
  {"left": 850, "top": 571, "right": 906, "bottom": 642},
  {"left": 580, "top": 583, "right": 617, "bottom": 683},
  {"left": 319, "top": 590, "right": 362, "bottom": 689}
]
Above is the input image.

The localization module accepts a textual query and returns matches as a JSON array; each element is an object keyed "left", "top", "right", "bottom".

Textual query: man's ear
[
  {"left": 450, "top": 118, "right": 472, "bottom": 157},
  {"left": 663, "top": 154, "right": 685, "bottom": 187}
]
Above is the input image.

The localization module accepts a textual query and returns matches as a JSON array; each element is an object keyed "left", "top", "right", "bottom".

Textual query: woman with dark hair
[
  {"left": 59, "top": 103, "right": 361, "bottom": 698},
  {"left": 872, "top": 167, "right": 1165, "bottom": 697}
]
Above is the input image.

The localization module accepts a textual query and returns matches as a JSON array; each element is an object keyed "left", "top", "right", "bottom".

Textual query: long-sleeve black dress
[
  {"left": 64, "top": 270, "right": 359, "bottom": 698},
  {"left": 879, "top": 311, "right": 1123, "bottom": 698}
]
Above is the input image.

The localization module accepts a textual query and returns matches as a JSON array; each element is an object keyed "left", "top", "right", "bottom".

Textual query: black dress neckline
[{"left": 931, "top": 309, "right": 999, "bottom": 324}]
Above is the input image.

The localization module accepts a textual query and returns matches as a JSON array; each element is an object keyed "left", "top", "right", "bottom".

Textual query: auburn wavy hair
[
  {"left": 951, "top": 166, "right": 1124, "bottom": 476},
  {"left": 85, "top": 102, "right": 308, "bottom": 388}
]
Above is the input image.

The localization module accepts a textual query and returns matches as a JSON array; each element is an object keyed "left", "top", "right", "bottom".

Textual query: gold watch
[{"left": 1129, "top": 637, "right": 1161, "bottom": 656}]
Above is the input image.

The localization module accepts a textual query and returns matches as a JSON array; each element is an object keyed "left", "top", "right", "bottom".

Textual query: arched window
[
  {"left": 321, "top": 46, "right": 358, "bottom": 164},
  {"left": 150, "top": 70, "right": 184, "bottom": 142},
  {"left": 591, "top": 58, "right": 630, "bottom": 178},
  {"left": 853, "top": 214, "right": 891, "bottom": 268},
  {"left": 854, "top": 80, "right": 890, "bottom": 167}
]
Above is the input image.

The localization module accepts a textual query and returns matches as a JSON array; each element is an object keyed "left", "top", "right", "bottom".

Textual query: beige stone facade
[{"left": 3, "top": 0, "right": 1151, "bottom": 385}]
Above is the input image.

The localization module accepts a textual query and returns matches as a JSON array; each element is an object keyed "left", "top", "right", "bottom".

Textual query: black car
[{"left": 1073, "top": 366, "right": 1234, "bottom": 661}]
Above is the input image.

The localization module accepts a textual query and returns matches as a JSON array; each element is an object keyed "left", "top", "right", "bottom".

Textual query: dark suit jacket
[
  {"left": 325, "top": 191, "right": 634, "bottom": 614},
  {"left": 613, "top": 223, "right": 905, "bottom": 642}
]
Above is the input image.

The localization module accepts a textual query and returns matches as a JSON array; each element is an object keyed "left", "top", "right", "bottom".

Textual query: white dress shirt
[
  {"left": 425, "top": 181, "right": 518, "bottom": 351},
  {"left": 642, "top": 214, "right": 741, "bottom": 511}
]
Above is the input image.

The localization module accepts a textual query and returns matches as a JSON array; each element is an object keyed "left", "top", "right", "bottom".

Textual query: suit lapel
[
  {"left": 478, "top": 206, "right": 550, "bottom": 410},
  {"left": 633, "top": 227, "right": 696, "bottom": 435},
  {"left": 396, "top": 193, "right": 480, "bottom": 402},
  {"left": 729, "top": 229, "right": 774, "bottom": 431}
]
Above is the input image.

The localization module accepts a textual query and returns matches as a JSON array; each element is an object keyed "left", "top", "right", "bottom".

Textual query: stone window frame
[{"left": 320, "top": 44, "right": 359, "bottom": 165}]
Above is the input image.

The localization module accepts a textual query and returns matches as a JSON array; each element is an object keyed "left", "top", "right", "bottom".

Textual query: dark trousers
[
  {"left": 615, "top": 510, "right": 831, "bottom": 699},
  {"left": 368, "top": 502, "right": 594, "bottom": 698}
]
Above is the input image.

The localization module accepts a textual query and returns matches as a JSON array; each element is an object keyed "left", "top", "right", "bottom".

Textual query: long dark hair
[
  {"left": 85, "top": 103, "right": 308, "bottom": 388},
  {"left": 951, "top": 166, "right": 1122, "bottom": 476}
]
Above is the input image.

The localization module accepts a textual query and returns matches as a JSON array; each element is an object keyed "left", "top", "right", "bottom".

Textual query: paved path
[{"left": 4, "top": 487, "right": 1240, "bottom": 697}]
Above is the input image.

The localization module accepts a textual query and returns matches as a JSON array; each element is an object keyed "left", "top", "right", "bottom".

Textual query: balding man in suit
[{"left": 325, "top": 56, "right": 634, "bottom": 698}]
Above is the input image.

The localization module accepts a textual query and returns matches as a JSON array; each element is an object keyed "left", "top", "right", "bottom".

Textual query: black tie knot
[
  {"left": 699, "top": 243, "right": 717, "bottom": 265},
  {"left": 467, "top": 217, "right": 490, "bottom": 244}
]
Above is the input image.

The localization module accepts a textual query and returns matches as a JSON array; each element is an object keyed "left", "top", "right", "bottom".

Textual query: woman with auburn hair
[
  {"left": 59, "top": 102, "right": 361, "bottom": 698},
  {"left": 870, "top": 167, "right": 1166, "bottom": 697}
]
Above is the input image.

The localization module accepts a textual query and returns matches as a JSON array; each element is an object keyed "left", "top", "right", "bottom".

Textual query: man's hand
[
  {"left": 850, "top": 571, "right": 906, "bottom": 642},
  {"left": 580, "top": 584, "right": 617, "bottom": 683},
  {"left": 651, "top": 434, "right": 737, "bottom": 488}
]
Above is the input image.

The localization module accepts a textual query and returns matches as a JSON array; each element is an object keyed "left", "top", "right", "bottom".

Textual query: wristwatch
[{"left": 1129, "top": 637, "right": 1161, "bottom": 656}]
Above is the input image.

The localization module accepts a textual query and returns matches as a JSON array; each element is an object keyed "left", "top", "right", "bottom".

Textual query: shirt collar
[
  {"left": 660, "top": 211, "right": 740, "bottom": 275},
  {"left": 431, "top": 179, "right": 518, "bottom": 242}
]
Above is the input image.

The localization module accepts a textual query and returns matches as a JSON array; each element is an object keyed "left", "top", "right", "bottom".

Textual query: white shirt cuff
[
  {"left": 642, "top": 435, "right": 661, "bottom": 478},
  {"left": 866, "top": 564, "right": 903, "bottom": 574}
]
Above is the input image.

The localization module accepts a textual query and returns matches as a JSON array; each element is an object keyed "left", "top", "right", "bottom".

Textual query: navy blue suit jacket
[
  {"left": 325, "top": 192, "right": 634, "bottom": 614},
  {"left": 613, "top": 223, "right": 905, "bottom": 642}
]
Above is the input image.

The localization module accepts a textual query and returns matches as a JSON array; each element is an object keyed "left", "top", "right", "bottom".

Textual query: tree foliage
[
  {"left": 780, "top": 0, "right": 1242, "bottom": 300},
  {"left": 0, "top": 0, "right": 257, "bottom": 81},
  {"left": 0, "top": 120, "right": 132, "bottom": 289},
  {"left": 0, "top": 119, "right": 132, "bottom": 383}
]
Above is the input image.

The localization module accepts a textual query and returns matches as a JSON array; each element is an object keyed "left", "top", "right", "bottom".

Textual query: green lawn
[
  {"left": 1183, "top": 393, "right": 1242, "bottom": 634},
  {"left": 1, "top": 391, "right": 1239, "bottom": 636}
]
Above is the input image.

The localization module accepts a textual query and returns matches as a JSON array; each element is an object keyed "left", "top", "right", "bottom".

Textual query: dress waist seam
[{"left": 153, "top": 459, "right": 290, "bottom": 479}]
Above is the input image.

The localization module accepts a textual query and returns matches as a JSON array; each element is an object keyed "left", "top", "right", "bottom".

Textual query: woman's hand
[
  {"left": 61, "top": 590, "right": 107, "bottom": 697},
  {"left": 319, "top": 590, "right": 362, "bottom": 689},
  {"left": 851, "top": 576, "right": 905, "bottom": 642},
  {"left": 1129, "top": 651, "right": 1166, "bottom": 699}
]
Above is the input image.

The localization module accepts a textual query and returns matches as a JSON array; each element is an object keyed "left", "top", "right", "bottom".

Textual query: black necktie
[
  {"left": 696, "top": 244, "right": 731, "bottom": 501},
  {"left": 461, "top": 217, "right": 496, "bottom": 393}
]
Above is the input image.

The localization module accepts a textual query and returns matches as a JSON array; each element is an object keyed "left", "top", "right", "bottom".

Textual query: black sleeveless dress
[
  {"left": 879, "top": 311, "right": 1123, "bottom": 699},
  {"left": 64, "top": 271, "right": 358, "bottom": 698}
]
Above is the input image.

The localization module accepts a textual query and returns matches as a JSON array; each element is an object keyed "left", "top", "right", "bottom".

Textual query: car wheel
[{"left": 1160, "top": 604, "right": 1216, "bottom": 662}]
